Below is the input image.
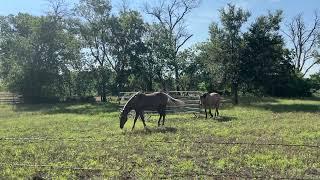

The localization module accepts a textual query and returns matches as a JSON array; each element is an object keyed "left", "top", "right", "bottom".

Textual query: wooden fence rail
[
  {"left": 0, "top": 92, "right": 23, "bottom": 104},
  {"left": 118, "top": 91, "right": 206, "bottom": 117}
]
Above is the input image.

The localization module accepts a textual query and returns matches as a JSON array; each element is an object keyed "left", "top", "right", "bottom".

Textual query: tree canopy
[{"left": 0, "top": 0, "right": 319, "bottom": 103}]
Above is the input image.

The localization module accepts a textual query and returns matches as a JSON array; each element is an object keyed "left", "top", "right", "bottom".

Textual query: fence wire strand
[
  {"left": 0, "top": 137, "right": 319, "bottom": 148},
  {"left": 0, "top": 162, "right": 316, "bottom": 180}
]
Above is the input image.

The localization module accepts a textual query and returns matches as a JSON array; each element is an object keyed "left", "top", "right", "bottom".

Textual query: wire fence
[
  {"left": 0, "top": 162, "right": 317, "bottom": 180},
  {"left": 0, "top": 136, "right": 319, "bottom": 148},
  {"left": 0, "top": 136, "right": 319, "bottom": 179}
]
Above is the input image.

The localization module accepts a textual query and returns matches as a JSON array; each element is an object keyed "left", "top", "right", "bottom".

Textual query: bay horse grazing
[
  {"left": 200, "top": 92, "right": 221, "bottom": 118},
  {"left": 120, "top": 92, "right": 184, "bottom": 130}
]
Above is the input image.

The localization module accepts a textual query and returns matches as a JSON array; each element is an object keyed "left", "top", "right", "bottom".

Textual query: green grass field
[{"left": 0, "top": 97, "right": 319, "bottom": 179}]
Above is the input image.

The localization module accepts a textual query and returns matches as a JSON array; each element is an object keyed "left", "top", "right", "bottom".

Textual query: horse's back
[
  {"left": 205, "top": 92, "right": 221, "bottom": 107},
  {"left": 136, "top": 92, "right": 168, "bottom": 109}
]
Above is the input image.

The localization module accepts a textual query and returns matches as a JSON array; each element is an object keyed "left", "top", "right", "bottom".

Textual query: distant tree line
[{"left": 0, "top": 0, "right": 319, "bottom": 104}]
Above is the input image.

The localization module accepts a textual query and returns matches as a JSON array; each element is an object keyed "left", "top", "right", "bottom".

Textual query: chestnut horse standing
[
  {"left": 200, "top": 92, "right": 221, "bottom": 118},
  {"left": 120, "top": 92, "right": 184, "bottom": 130}
]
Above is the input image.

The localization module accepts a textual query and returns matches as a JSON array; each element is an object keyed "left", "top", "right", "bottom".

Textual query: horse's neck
[
  {"left": 123, "top": 104, "right": 133, "bottom": 114},
  {"left": 124, "top": 93, "right": 140, "bottom": 111}
]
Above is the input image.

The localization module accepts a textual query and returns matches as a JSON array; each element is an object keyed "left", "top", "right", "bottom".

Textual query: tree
[
  {"left": 204, "top": 4, "right": 250, "bottom": 104},
  {"left": 74, "top": 0, "right": 113, "bottom": 101},
  {"left": 108, "top": 10, "right": 147, "bottom": 92},
  {"left": 145, "top": 0, "right": 200, "bottom": 91},
  {"left": 309, "top": 72, "right": 320, "bottom": 93},
  {"left": 143, "top": 23, "right": 174, "bottom": 91},
  {"left": 283, "top": 11, "right": 320, "bottom": 76},
  {"left": 241, "top": 11, "right": 294, "bottom": 96},
  {"left": 0, "top": 11, "right": 80, "bottom": 102}
]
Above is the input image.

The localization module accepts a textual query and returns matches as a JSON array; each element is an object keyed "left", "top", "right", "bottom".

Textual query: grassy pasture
[{"left": 0, "top": 97, "right": 319, "bottom": 179}]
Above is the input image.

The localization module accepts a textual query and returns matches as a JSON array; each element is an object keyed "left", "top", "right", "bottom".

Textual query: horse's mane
[
  {"left": 122, "top": 92, "right": 141, "bottom": 111},
  {"left": 201, "top": 92, "right": 209, "bottom": 98}
]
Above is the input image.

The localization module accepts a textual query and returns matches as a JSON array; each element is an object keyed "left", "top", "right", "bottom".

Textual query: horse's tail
[{"left": 164, "top": 93, "right": 185, "bottom": 106}]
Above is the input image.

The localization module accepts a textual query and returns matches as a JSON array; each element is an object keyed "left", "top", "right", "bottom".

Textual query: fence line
[
  {"left": 0, "top": 162, "right": 315, "bottom": 180},
  {"left": 0, "top": 162, "right": 110, "bottom": 172},
  {"left": 0, "top": 92, "right": 23, "bottom": 104},
  {"left": 165, "top": 171, "right": 313, "bottom": 180},
  {"left": 0, "top": 137, "right": 319, "bottom": 148}
]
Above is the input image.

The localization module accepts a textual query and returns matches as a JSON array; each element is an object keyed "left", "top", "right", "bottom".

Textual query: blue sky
[{"left": 0, "top": 0, "right": 319, "bottom": 75}]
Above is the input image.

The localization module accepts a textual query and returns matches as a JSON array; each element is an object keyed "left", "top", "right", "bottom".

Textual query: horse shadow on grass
[
  {"left": 214, "top": 115, "right": 237, "bottom": 122},
  {"left": 124, "top": 126, "right": 178, "bottom": 135},
  {"left": 196, "top": 115, "right": 237, "bottom": 122}
]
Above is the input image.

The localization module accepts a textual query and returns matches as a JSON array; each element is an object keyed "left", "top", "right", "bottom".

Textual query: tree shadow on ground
[
  {"left": 14, "top": 102, "right": 119, "bottom": 114},
  {"left": 238, "top": 96, "right": 279, "bottom": 104},
  {"left": 255, "top": 103, "right": 320, "bottom": 113}
]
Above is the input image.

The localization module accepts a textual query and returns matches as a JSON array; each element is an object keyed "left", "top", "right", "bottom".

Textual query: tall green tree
[
  {"left": 205, "top": 4, "right": 250, "bottom": 104},
  {"left": 143, "top": 23, "right": 173, "bottom": 90},
  {"left": 74, "top": 0, "right": 113, "bottom": 101},
  {"left": 0, "top": 12, "right": 80, "bottom": 101},
  {"left": 241, "top": 11, "right": 293, "bottom": 95},
  {"left": 108, "top": 9, "right": 147, "bottom": 92}
]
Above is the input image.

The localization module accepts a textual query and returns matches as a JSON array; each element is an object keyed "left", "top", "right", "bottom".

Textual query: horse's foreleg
[
  {"left": 205, "top": 108, "right": 207, "bottom": 119},
  {"left": 209, "top": 108, "right": 213, "bottom": 118},
  {"left": 214, "top": 108, "right": 217, "bottom": 117},
  {"left": 216, "top": 107, "right": 219, "bottom": 117},
  {"left": 158, "top": 114, "right": 162, "bottom": 127},
  {"left": 162, "top": 113, "right": 166, "bottom": 126},
  {"left": 132, "top": 113, "right": 139, "bottom": 130}
]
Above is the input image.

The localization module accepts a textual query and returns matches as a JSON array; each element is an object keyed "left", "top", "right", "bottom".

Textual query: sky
[{"left": 0, "top": 0, "right": 319, "bottom": 75}]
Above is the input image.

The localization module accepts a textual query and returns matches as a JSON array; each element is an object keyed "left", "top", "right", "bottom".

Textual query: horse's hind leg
[
  {"left": 205, "top": 109, "right": 207, "bottom": 119},
  {"left": 140, "top": 112, "right": 147, "bottom": 128}
]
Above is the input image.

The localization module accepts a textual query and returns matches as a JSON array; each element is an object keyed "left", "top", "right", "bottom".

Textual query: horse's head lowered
[{"left": 119, "top": 110, "right": 128, "bottom": 129}]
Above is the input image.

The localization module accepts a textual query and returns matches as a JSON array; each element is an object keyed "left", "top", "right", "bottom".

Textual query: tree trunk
[
  {"left": 147, "top": 76, "right": 153, "bottom": 91},
  {"left": 101, "top": 83, "right": 107, "bottom": 102},
  {"left": 175, "top": 66, "right": 180, "bottom": 91},
  {"left": 100, "top": 68, "right": 107, "bottom": 102},
  {"left": 232, "top": 83, "right": 239, "bottom": 105}
]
